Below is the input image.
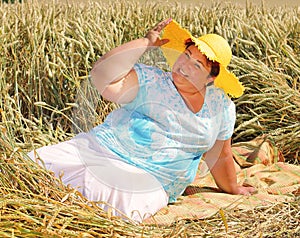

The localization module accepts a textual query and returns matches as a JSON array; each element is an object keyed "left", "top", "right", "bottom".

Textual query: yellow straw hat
[{"left": 161, "top": 20, "right": 244, "bottom": 98}]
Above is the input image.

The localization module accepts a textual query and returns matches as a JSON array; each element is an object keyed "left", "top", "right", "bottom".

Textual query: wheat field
[{"left": 0, "top": 0, "right": 299, "bottom": 237}]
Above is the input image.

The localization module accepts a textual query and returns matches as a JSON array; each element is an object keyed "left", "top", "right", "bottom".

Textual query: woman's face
[{"left": 172, "top": 45, "right": 213, "bottom": 93}]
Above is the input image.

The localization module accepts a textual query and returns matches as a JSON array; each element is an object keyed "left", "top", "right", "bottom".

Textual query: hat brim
[
  {"left": 161, "top": 20, "right": 244, "bottom": 98},
  {"left": 161, "top": 21, "right": 190, "bottom": 68},
  {"left": 215, "top": 66, "right": 245, "bottom": 98},
  {"left": 161, "top": 21, "right": 219, "bottom": 67}
]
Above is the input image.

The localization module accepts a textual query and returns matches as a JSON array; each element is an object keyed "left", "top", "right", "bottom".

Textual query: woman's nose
[{"left": 181, "top": 59, "right": 194, "bottom": 73}]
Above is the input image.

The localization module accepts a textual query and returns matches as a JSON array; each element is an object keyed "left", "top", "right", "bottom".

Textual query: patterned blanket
[{"left": 144, "top": 136, "right": 300, "bottom": 225}]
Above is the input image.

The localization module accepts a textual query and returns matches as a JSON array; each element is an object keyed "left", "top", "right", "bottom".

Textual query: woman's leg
[{"left": 27, "top": 133, "right": 168, "bottom": 222}]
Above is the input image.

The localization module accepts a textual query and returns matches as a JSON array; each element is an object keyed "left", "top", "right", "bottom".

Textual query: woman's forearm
[
  {"left": 209, "top": 155, "right": 239, "bottom": 194},
  {"left": 204, "top": 139, "right": 240, "bottom": 194}
]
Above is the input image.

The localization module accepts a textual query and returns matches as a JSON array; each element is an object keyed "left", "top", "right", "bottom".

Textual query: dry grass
[
  {"left": 1, "top": 139, "right": 299, "bottom": 237},
  {"left": 0, "top": 0, "right": 299, "bottom": 236}
]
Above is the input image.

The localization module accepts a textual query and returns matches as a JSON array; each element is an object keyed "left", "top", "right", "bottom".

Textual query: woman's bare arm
[
  {"left": 205, "top": 139, "right": 256, "bottom": 195},
  {"left": 90, "top": 18, "right": 172, "bottom": 104}
]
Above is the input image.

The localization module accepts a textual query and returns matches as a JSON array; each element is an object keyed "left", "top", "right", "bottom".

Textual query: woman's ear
[
  {"left": 206, "top": 75, "right": 216, "bottom": 85},
  {"left": 184, "top": 38, "right": 193, "bottom": 44}
]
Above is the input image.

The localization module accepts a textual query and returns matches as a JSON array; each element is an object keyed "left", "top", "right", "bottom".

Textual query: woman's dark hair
[{"left": 185, "top": 39, "right": 220, "bottom": 78}]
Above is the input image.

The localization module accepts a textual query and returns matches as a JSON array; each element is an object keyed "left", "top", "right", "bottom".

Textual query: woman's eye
[
  {"left": 185, "top": 53, "right": 190, "bottom": 59},
  {"left": 194, "top": 64, "right": 201, "bottom": 69}
]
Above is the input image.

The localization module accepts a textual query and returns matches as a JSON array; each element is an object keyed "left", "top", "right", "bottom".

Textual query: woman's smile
[{"left": 178, "top": 68, "right": 188, "bottom": 78}]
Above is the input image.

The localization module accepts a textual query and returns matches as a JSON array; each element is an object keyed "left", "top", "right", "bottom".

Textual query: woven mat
[{"left": 144, "top": 136, "right": 300, "bottom": 225}]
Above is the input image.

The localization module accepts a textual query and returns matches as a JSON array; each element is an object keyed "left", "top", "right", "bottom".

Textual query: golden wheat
[{"left": 0, "top": 0, "right": 299, "bottom": 236}]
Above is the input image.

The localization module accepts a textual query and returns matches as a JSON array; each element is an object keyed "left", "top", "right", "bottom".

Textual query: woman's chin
[{"left": 172, "top": 72, "right": 187, "bottom": 84}]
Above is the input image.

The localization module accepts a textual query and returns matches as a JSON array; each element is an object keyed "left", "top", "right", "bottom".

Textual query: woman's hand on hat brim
[{"left": 145, "top": 18, "right": 172, "bottom": 47}]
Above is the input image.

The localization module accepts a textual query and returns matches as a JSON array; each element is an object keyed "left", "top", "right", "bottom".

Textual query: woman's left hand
[{"left": 232, "top": 185, "right": 257, "bottom": 196}]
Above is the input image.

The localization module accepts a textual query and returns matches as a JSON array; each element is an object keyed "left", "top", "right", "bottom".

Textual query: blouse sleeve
[
  {"left": 120, "top": 64, "right": 147, "bottom": 108},
  {"left": 122, "top": 63, "right": 160, "bottom": 110},
  {"left": 217, "top": 100, "right": 236, "bottom": 140}
]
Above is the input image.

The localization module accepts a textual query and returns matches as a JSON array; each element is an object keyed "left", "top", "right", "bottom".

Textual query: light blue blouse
[{"left": 90, "top": 63, "right": 236, "bottom": 202}]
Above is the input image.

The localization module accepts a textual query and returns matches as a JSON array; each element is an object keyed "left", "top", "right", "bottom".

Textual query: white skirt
[{"left": 27, "top": 133, "right": 168, "bottom": 223}]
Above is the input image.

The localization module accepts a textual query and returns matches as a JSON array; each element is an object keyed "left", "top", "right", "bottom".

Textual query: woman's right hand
[{"left": 145, "top": 18, "right": 172, "bottom": 47}]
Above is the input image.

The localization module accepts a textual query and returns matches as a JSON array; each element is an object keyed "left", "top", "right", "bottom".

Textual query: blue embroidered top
[{"left": 90, "top": 63, "right": 236, "bottom": 202}]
